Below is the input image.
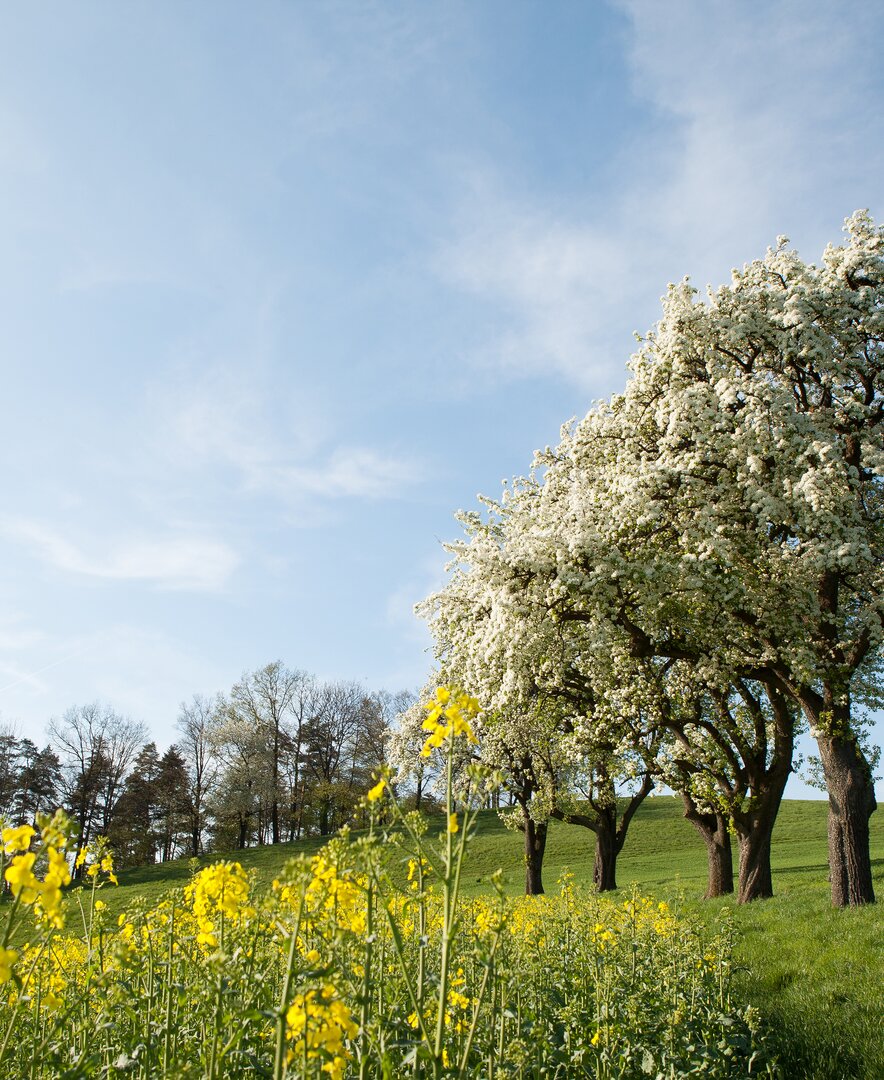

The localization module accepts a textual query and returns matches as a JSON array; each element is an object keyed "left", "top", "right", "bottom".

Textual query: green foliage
[
  {"left": 9, "top": 798, "right": 878, "bottom": 1077},
  {"left": 2, "top": 777, "right": 775, "bottom": 1079}
]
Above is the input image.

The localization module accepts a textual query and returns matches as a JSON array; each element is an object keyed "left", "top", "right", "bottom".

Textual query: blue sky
[{"left": 1, "top": 1, "right": 882, "bottom": 797}]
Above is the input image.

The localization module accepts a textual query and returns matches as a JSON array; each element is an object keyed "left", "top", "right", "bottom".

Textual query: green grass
[{"left": 89, "top": 800, "right": 884, "bottom": 1079}]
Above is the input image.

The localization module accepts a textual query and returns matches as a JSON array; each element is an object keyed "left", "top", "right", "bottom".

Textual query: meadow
[{"left": 2, "top": 771, "right": 882, "bottom": 1078}]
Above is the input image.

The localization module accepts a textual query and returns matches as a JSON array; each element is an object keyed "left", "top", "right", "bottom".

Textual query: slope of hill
[{"left": 86, "top": 798, "right": 884, "bottom": 1080}]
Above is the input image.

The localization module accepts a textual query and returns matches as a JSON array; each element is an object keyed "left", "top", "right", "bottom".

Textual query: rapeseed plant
[{"left": 0, "top": 689, "right": 773, "bottom": 1078}]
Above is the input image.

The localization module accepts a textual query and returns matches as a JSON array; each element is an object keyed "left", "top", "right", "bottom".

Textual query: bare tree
[
  {"left": 177, "top": 694, "right": 222, "bottom": 856},
  {"left": 227, "top": 663, "right": 308, "bottom": 844},
  {"left": 49, "top": 704, "right": 145, "bottom": 871},
  {"left": 303, "top": 681, "right": 369, "bottom": 835}
]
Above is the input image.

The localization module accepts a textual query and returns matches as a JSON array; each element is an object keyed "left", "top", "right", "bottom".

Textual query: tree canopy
[{"left": 422, "top": 212, "right": 883, "bottom": 906}]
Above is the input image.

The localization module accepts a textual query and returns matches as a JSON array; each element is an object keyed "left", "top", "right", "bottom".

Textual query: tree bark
[
  {"left": 735, "top": 818, "right": 774, "bottom": 903},
  {"left": 730, "top": 757, "right": 790, "bottom": 903},
  {"left": 816, "top": 729, "right": 877, "bottom": 906},
  {"left": 726, "top": 678, "right": 794, "bottom": 902},
  {"left": 681, "top": 795, "right": 734, "bottom": 898},
  {"left": 551, "top": 775, "right": 653, "bottom": 894},
  {"left": 593, "top": 810, "right": 617, "bottom": 892},
  {"left": 524, "top": 817, "right": 547, "bottom": 895}
]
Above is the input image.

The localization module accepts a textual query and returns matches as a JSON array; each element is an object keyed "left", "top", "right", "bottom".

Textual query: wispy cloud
[
  {"left": 159, "top": 368, "right": 423, "bottom": 503},
  {"left": 440, "top": 1, "right": 884, "bottom": 392},
  {"left": 282, "top": 447, "right": 419, "bottom": 499},
  {"left": 0, "top": 613, "right": 46, "bottom": 652},
  {"left": 0, "top": 623, "right": 232, "bottom": 745},
  {"left": 0, "top": 648, "right": 92, "bottom": 697},
  {"left": 1, "top": 519, "right": 238, "bottom": 591},
  {"left": 438, "top": 194, "right": 633, "bottom": 388}
]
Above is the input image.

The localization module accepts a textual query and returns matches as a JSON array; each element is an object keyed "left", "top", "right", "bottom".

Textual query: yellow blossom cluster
[
  {"left": 286, "top": 984, "right": 358, "bottom": 1079},
  {"left": 2, "top": 811, "right": 76, "bottom": 943},
  {"left": 406, "top": 855, "right": 431, "bottom": 892},
  {"left": 184, "top": 861, "right": 255, "bottom": 947},
  {"left": 302, "top": 855, "right": 367, "bottom": 936},
  {"left": 420, "top": 685, "right": 480, "bottom": 757},
  {"left": 0, "top": 948, "right": 16, "bottom": 986},
  {"left": 365, "top": 776, "right": 386, "bottom": 802},
  {"left": 17, "top": 937, "right": 88, "bottom": 1011},
  {"left": 75, "top": 839, "right": 118, "bottom": 886}
]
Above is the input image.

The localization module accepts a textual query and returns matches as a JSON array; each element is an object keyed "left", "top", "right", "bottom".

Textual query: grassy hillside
[
  {"left": 90, "top": 799, "right": 884, "bottom": 1080},
  {"left": 108, "top": 796, "right": 884, "bottom": 900}
]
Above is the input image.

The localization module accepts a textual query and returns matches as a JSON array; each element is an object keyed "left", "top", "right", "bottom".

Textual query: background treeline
[{"left": 0, "top": 663, "right": 414, "bottom": 869}]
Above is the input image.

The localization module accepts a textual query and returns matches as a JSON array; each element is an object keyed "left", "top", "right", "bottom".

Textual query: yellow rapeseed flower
[
  {"left": 185, "top": 861, "right": 254, "bottom": 946},
  {"left": 1, "top": 824, "right": 35, "bottom": 853},
  {"left": 286, "top": 984, "right": 358, "bottom": 1076},
  {"left": 0, "top": 947, "right": 18, "bottom": 984},
  {"left": 420, "top": 685, "right": 480, "bottom": 757},
  {"left": 5, "top": 852, "right": 40, "bottom": 904},
  {"left": 366, "top": 777, "right": 386, "bottom": 802}
]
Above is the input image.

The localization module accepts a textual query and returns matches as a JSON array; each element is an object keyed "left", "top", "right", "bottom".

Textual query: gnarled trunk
[
  {"left": 729, "top": 678, "right": 794, "bottom": 903},
  {"left": 682, "top": 795, "right": 733, "bottom": 898},
  {"left": 816, "top": 729, "right": 876, "bottom": 907},
  {"left": 524, "top": 817, "right": 547, "bottom": 895},
  {"left": 593, "top": 809, "right": 617, "bottom": 892},
  {"left": 552, "top": 774, "right": 653, "bottom": 894},
  {"left": 732, "top": 761, "right": 790, "bottom": 903},
  {"left": 735, "top": 818, "right": 774, "bottom": 903}
]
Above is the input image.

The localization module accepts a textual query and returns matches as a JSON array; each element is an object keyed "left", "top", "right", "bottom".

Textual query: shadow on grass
[{"left": 752, "top": 999, "right": 874, "bottom": 1080}]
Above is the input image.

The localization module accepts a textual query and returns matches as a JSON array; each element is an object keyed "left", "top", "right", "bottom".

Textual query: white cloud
[
  {"left": 1, "top": 519, "right": 238, "bottom": 591},
  {"left": 440, "top": 1, "right": 884, "bottom": 393},
  {"left": 158, "top": 368, "right": 423, "bottom": 502},
  {"left": 281, "top": 447, "right": 420, "bottom": 499},
  {"left": 0, "top": 623, "right": 233, "bottom": 747},
  {"left": 438, "top": 198, "right": 634, "bottom": 389},
  {"left": 0, "top": 613, "right": 46, "bottom": 652}
]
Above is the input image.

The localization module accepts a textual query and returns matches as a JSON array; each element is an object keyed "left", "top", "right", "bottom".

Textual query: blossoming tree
[
  {"left": 421, "top": 504, "right": 655, "bottom": 895},
  {"left": 515, "top": 213, "right": 882, "bottom": 906}
]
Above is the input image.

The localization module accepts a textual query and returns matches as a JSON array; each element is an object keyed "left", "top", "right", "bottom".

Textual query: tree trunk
[
  {"left": 735, "top": 819, "right": 774, "bottom": 902},
  {"left": 73, "top": 802, "right": 94, "bottom": 881},
  {"left": 593, "top": 832, "right": 616, "bottom": 891},
  {"left": 272, "top": 729, "right": 281, "bottom": 846},
  {"left": 550, "top": 776, "right": 652, "bottom": 894},
  {"left": 682, "top": 795, "right": 734, "bottom": 898},
  {"left": 295, "top": 782, "right": 307, "bottom": 840},
  {"left": 593, "top": 807, "right": 618, "bottom": 892},
  {"left": 816, "top": 730, "right": 876, "bottom": 906},
  {"left": 524, "top": 817, "right": 547, "bottom": 895}
]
